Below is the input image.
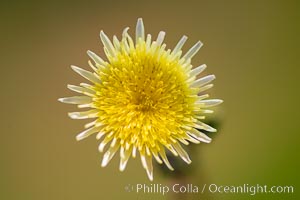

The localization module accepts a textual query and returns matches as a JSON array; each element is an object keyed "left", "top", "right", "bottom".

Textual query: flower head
[{"left": 59, "top": 18, "right": 222, "bottom": 181}]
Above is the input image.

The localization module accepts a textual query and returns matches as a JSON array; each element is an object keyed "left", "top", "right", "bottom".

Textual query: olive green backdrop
[{"left": 1, "top": 0, "right": 299, "bottom": 200}]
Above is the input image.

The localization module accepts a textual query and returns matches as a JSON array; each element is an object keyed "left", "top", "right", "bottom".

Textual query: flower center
[{"left": 135, "top": 92, "right": 154, "bottom": 111}]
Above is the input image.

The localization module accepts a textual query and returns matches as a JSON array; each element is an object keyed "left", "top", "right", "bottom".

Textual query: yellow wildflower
[{"left": 59, "top": 18, "right": 222, "bottom": 181}]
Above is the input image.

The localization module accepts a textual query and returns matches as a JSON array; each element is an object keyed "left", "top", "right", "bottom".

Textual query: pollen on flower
[{"left": 59, "top": 18, "right": 222, "bottom": 181}]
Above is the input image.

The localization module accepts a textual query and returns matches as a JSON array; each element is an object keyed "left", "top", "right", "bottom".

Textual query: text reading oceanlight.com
[{"left": 125, "top": 183, "right": 294, "bottom": 196}]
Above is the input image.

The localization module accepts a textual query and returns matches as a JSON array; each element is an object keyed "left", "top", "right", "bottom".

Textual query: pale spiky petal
[
  {"left": 198, "top": 84, "right": 214, "bottom": 93},
  {"left": 59, "top": 18, "right": 222, "bottom": 181},
  {"left": 87, "top": 50, "right": 106, "bottom": 66},
  {"left": 188, "top": 128, "right": 212, "bottom": 143},
  {"left": 98, "top": 135, "right": 114, "bottom": 153},
  {"left": 158, "top": 148, "right": 174, "bottom": 171},
  {"left": 85, "top": 120, "right": 97, "bottom": 129},
  {"left": 100, "top": 31, "right": 116, "bottom": 57},
  {"left": 172, "top": 142, "right": 191, "bottom": 164},
  {"left": 156, "top": 31, "right": 166, "bottom": 46},
  {"left": 67, "top": 84, "right": 95, "bottom": 96},
  {"left": 119, "top": 146, "right": 132, "bottom": 171},
  {"left": 145, "top": 34, "right": 152, "bottom": 49},
  {"left": 141, "top": 153, "right": 153, "bottom": 181},
  {"left": 195, "top": 121, "right": 217, "bottom": 132},
  {"left": 185, "top": 133, "right": 201, "bottom": 144},
  {"left": 122, "top": 27, "right": 129, "bottom": 38},
  {"left": 198, "top": 99, "right": 224, "bottom": 107},
  {"left": 190, "top": 64, "right": 207, "bottom": 77},
  {"left": 136, "top": 18, "right": 145, "bottom": 42},
  {"left": 183, "top": 41, "right": 203, "bottom": 61},
  {"left": 151, "top": 150, "right": 163, "bottom": 164},
  {"left": 199, "top": 109, "right": 214, "bottom": 114},
  {"left": 132, "top": 146, "right": 137, "bottom": 158},
  {"left": 172, "top": 35, "right": 188, "bottom": 55},
  {"left": 191, "top": 75, "right": 215, "bottom": 88},
  {"left": 196, "top": 94, "right": 210, "bottom": 101},
  {"left": 68, "top": 109, "right": 98, "bottom": 119},
  {"left": 58, "top": 96, "right": 92, "bottom": 104},
  {"left": 101, "top": 142, "right": 120, "bottom": 167},
  {"left": 71, "top": 65, "right": 101, "bottom": 84},
  {"left": 76, "top": 126, "right": 102, "bottom": 141},
  {"left": 113, "top": 36, "right": 120, "bottom": 50},
  {"left": 96, "top": 131, "right": 105, "bottom": 140}
]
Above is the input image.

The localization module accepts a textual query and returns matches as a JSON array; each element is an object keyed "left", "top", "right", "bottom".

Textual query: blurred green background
[{"left": 1, "top": 0, "right": 299, "bottom": 199}]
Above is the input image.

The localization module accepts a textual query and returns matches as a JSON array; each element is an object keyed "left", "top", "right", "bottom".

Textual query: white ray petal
[
  {"left": 76, "top": 126, "right": 102, "bottom": 141},
  {"left": 87, "top": 50, "right": 106, "bottom": 66},
  {"left": 179, "top": 57, "right": 190, "bottom": 65},
  {"left": 141, "top": 154, "right": 153, "bottom": 181},
  {"left": 145, "top": 34, "right": 152, "bottom": 49},
  {"left": 183, "top": 41, "right": 203, "bottom": 61},
  {"left": 171, "top": 51, "right": 183, "bottom": 61},
  {"left": 190, "top": 64, "right": 207, "bottom": 77},
  {"left": 113, "top": 35, "right": 120, "bottom": 50},
  {"left": 172, "top": 142, "right": 191, "bottom": 164},
  {"left": 121, "top": 27, "right": 134, "bottom": 49},
  {"left": 198, "top": 84, "right": 214, "bottom": 93},
  {"left": 132, "top": 146, "right": 137, "bottom": 158},
  {"left": 195, "top": 121, "right": 217, "bottom": 132},
  {"left": 84, "top": 120, "right": 97, "bottom": 129},
  {"left": 77, "top": 103, "right": 93, "bottom": 109},
  {"left": 125, "top": 142, "right": 131, "bottom": 150},
  {"left": 68, "top": 109, "right": 98, "bottom": 119},
  {"left": 197, "top": 109, "right": 214, "bottom": 114},
  {"left": 101, "top": 143, "right": 120, "bottom": 167},
  {"left": 71, "top": 65, "right": 101, "bottom": 84},
  {"left": 145, "top": 146, "right": 151, "bottom": 156},
  {"left": 122, "top": 27, "right": 129, "bottom": 38},
  {"left": 158, "top": 148, "right": 174, "bottom": 171},
  {"left": 87, "top": 60, "right": 98, "bottom": 72},
  {"left": 172, "top": 35, "right": 188, "bottom": 55},
  {"left": 98, "top": 134, "right": 114, "bottom": 152},
  {"left": 151, "top": 150, "right": 163, "bottom": 164},
  {"left": 195, "top": 115, "right": 205, "bottom": 120},
  {"left": 89, "top": 61, "right": 106, "bottom": 72},
  {"left": 177, "top": 138, "right": 189, "bottom": 145},
  {"left": 100, "top": 31, "right": 116, "bottom": 57},
  {"left": 188, "top": 128, "right": 212, "bottom": 143},
  {"left": 156, "top": 31, "right": 165, "bottom": 46},
  {"left": 185, "top": 134, "right": 201, "bottom": 144},
  {"left": 110, "top": 137, "right": 118, "bottom": 147},
  {"left": 127, "top": 35, "right": 135, "bottom": 49},
  {"left": 67, "top": 84, "right": 95, "bottom": 96},
  {"left": 58, "top": 96, "right": 92, "bottom": 104},
  {"left": 140, "top": 154, "right": 147, "bottom": 169},
  {"left": 191, "top": 75, "right": 215, "bottom": 88},
  {"left": 121, "top": 28, "right": 130, "bottom": 53},
  {"left": 136, "top": 18, "right": 145, "bottom": 43},
  {"left": 79, "top": 83, "right": 94, "bottom": 90},
  {"left": 166, "top": 144, "right": 178, "bottom": 156},
  {"left": 198, "top": 99, "right": 223, "bottom": 107},
  {"left": 196, "top": 94, "right": 209, "bottom": 101},
  {"left": 119, "top": 146, "right": 132, "bottom": 171},
  {"left": 96, "top": 131, "right": 105, "bottom": 140}
]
